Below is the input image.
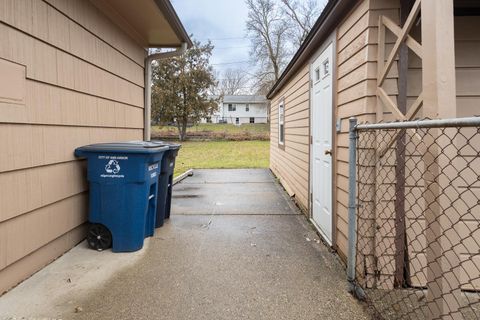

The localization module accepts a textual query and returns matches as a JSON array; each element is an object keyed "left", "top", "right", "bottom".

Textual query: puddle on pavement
[
  {"left": 173, "top": 194, "right": 200, "bottom": 199},
  {"left": 175, "top": 186, "right": 201, "bottom": 191}
]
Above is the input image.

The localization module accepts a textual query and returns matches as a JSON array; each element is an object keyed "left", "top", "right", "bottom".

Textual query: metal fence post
[
  {"left": 346, "top": 116, "right": 480, "bottom": 315},
  {"left": 347, "top": 117, "right": 358, "bottom": 288}
]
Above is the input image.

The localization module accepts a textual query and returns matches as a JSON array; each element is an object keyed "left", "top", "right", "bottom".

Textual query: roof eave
[
  {"left": 154, "top": 0, "right": 193, "bottom": 48},
  {"left": 266, "top": 0, "right": 356, "bottom": 99}
]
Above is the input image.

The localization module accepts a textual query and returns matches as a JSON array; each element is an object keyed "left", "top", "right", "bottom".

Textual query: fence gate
[{"left": 347, "top": 117, "right": 480, "bottom": 319}]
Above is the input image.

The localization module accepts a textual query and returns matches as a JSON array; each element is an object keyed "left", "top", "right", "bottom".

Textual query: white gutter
[{"left": 144, "top": 42, "right": 188, "bottom": 141}]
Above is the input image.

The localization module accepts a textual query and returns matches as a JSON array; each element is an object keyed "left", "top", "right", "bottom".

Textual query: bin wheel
[{"left": 87, "top": 224, "right": 112, "bottom": 251}]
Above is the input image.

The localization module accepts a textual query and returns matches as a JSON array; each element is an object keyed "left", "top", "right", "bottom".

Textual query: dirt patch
[
  {"left": 152, "top": 130, "right": 269, "bottom": 141},
  {"left": 364, "top": 288, "right": 480, "bottom": 319}
]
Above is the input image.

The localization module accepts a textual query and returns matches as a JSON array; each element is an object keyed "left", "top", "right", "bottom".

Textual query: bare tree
[
  {"left": 245, "top": 0, "right": 323, "bottom": 93},
  {"left": 209, "top": 69, "right": 223, "bottom": 96},
  {"left": 280, "top": 0, "right": 323, "bottom": 47},
  {"left": 219, "top": 68, "right": 248, "bottom": 95},
  {"left": 245, "top": 0, "right": 290, "bottom": 91}
]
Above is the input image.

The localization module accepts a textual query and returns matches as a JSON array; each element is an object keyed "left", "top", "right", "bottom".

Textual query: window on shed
[
  {"left": 278, "top": 101, "right": 285, "bottom": 146},
  {"left": 314, "top": 67, "right": 320, "bottom": 82},
  {"left": 322, "top": 59, "right": 330, "bottom": 77},
  {"left": 228, "top": 104, "right": 236, "bottom": 111},
  {"left": 246, "top": 104, "right": 250, "bottom": 112}
]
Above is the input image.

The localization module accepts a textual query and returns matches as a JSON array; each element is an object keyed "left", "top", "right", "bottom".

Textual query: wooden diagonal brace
[
  {"left": 405, "top": 93, "right": 424, "bottom": 120},
  {"left": 377, "top": 87, "right": 406, "bottom": 120},
  {"left": 378, "top": 0, "right": 421, "bottom": 86},
  {"left": 381, "top": 16, "right": 423, "bottom": 59},
  {"left": 377, "top": 94, "right": 425, "bottom": 157}
]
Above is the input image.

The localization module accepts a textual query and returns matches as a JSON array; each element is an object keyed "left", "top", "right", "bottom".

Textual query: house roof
[
  {"left": 266, "top": 0, "right": 356, "bottom": 99},
  {"left": 91, "top": 0, "right": 192, "bottom": 48},
  {"left": 222, "top": 95, "right": 268, "bottom": 104}
]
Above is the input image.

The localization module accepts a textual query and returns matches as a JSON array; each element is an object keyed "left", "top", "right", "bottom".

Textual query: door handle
[{"left": 324, "top": 149, "right": 332, "bottom": 156}]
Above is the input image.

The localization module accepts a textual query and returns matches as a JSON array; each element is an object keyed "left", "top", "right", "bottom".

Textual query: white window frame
[
  {"left": 246, "top": 104, "right": 250, "bottom": 112},
  {"left": 228, "top": 104, "right": 236, "bottom": 112},
  {"left": 278, "top": 100, "right": 285, "bottom": 146}
]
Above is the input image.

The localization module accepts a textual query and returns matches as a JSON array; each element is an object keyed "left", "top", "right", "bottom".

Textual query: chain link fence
[{"left": 348, "top": 117, "right": 480, "bottom": 319}]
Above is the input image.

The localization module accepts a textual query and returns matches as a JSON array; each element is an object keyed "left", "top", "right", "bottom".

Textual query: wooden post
[
  {"left": 421, "top": 0, "right": 461, "bottom": 319},
  {"left": 373, "top": 15, "right": 386, "bottom": 289},
  {"left": 393, "top": 0, "right": 412, "bottom": 288}
]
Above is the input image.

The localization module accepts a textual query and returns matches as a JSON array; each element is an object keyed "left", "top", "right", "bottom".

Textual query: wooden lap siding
[
  {"left": 0, "top": 0, "right": 145, "bottom": 294},
  {"left": 335, "top": 0, "right": 400, "bottom": 265},
  {"left": 402, "top": 15, "right": 480, "bottom": 290},
  {"left": 270, "top": 65, "right": 310, "bottom": 213},
  {"left": 269, "top": 0, "right": 401, "bottom": 259},
  {"left": 454, "top": 16, "right": 480, "bottom": 291},
  {"left": 354, "top": 5, "right": 480, "bottom": 290}
]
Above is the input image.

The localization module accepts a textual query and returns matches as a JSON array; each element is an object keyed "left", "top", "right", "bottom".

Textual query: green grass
[{"left": 173, "top": 140, "right": 270, "bottom": 177}]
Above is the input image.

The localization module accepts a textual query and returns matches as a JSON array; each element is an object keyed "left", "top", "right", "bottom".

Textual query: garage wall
[
  {"left": 0, "top": 0, "right": 145, "bottom": 294},
  {"left": 270, "top": 64, "right": 310, "bottom": 213},
  {"left": 397, "top": 14, "right": 480, "bottom": 290},
  {"left": 334, "top": 0, "right": 400, "bottom": 262}
]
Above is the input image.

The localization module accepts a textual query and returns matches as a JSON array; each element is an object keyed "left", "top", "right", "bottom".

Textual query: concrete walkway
[{"left": 0, "top": 169, "right": 370, "bottom": 320}]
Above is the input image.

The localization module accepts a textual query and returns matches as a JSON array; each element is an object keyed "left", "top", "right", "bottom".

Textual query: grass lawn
[{"left": 173, "top": 140, "right": 270, "bottom": 177}]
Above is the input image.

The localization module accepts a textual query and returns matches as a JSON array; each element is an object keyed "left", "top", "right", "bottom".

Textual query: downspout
[{"left": 144, "top": 42, "right": 188, "bottom": 141}]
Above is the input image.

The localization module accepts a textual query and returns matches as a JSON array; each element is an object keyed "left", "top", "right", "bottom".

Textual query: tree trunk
[
  {"left": 180, "top": 119, "right": 188, "bottom": 141},
  {"left": 176, "top": 122, "right": 183, "bottom": 141},
  {"left": 177, "top": 113, "right": 188, "bottom": 141},
  {"left": 273, "top": 62, "right": 279, "bottom": 81},
  {"left": 178, "top": 85, "right": 188, "bottom": 141}
]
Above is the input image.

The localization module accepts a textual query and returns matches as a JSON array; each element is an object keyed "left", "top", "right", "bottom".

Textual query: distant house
[{"left": 203, "top": 95, "right": 269, "bottom": 125}]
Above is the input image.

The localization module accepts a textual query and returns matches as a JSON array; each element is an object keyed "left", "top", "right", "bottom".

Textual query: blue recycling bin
[
  {"left": 151, "top": 141, "right": 181, "bottom": 227},
  {"left": 74, "top": 142, "right": 168, "bottom": 252}
]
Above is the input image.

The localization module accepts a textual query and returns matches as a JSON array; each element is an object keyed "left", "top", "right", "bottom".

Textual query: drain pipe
[{"left": 144, "top": 42, "right": 188, "bottom": 141}]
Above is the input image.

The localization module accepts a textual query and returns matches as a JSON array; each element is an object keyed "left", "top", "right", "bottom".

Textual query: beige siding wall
[
  {"left": 408, "top": 16, "right": 480, "bottom": 118},
  {"left": 454, "top": 16, "right": 480, "bottom": 291},
  {"left": 268, "top": 0, "right": 399, "bottom": 256},
  {"left": 335, "top": 0, "right": 400, "bottom": 261},
  {"left": 456, "top": 16, "right": 480, "bottom": 116},
  {"left": 350, "top": 5, "right": 480, "bottom": 289},
  {"left": 400, "top": 15, "right": 480, "bottom": 290},
  {"left": 269, "top": 2, "right": 480, "bottom": 281},
  {"left": 0, "top": 0, "right": 145, "bottom": 294},
  {"left": 270, "top": 65, "right": 310, "bottom": 213}
]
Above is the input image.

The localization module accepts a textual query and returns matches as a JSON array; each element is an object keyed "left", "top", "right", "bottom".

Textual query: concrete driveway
[{"left": 0, "top": 169, "right": 370, "bottom": 320}]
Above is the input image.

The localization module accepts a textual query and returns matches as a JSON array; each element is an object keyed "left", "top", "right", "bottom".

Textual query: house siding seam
[{"left": 0, "top": 0, "right": 145, "bottom": 294}]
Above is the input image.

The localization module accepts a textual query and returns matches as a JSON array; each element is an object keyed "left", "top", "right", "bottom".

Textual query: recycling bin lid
[
  {"left": 75, "top": 141, "right": 169, "bottom": 154},
  {"left": 149, "top": 140, "right": 181, "bottom": 150}
]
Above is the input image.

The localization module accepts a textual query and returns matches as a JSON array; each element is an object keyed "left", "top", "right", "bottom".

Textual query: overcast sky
[
  {"left": 171, "top": 0, "right": 328, "bottom": 85},
  {"left": 171, "top": 0, "right": 251, "bottom": 77}
]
